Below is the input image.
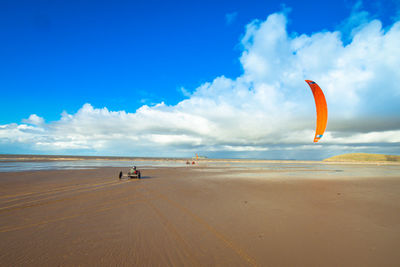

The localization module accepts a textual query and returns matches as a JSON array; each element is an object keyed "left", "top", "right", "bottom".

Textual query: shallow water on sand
[
  {"left": 1, "top": 160, "right": 399, "bottom": 179},
  {"left": 0, "top": 160, "right": 186, "bottom": 172},
  {"left": 195, "top": 162, "right": 400, "bottom": 179}
]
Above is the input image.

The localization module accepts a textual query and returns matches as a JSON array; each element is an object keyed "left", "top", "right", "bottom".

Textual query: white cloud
[
  {"left": 325, "top": 130, "right": 400, "bottom": 144},
  {"left": 1, "top": 8, "right": 400, "bottom": 159},
  {"left": 22, "top": 114, "right": 45, "bottom": 126},
  {"left": 180, "top": 86, "right": 191, "bottom": 97}
]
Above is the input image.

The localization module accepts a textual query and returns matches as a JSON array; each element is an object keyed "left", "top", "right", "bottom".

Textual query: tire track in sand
[
  {"left": 0, "top": 180, "right": 119, "bottom": 202},
  {"left": 0, "top": 182, "right": 151, "bottom": 233},
  {"left": 141, "top": 185, "right": 259, "bottom": 267},
  {"left": 142, "top": 195, "right": 200, "bottom": 266},
  {"left": 0, "top": 179, "right": 131, "bottom": 213}
]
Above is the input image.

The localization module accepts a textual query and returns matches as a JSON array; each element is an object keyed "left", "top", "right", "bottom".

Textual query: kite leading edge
[{"left": 305, "top": 80, "right": 328, "bottom": 143}]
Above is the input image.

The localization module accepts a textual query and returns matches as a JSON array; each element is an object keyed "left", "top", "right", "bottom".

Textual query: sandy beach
[{"left": 1, "top": 164, "right": 400, "bottom": 266}]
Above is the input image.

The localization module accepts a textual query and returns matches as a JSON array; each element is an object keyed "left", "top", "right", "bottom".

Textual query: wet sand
[{"left": 1, "top": 165, "right": 400, "bottom": 266}]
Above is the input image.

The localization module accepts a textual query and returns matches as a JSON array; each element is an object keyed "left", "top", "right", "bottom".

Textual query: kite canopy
[{"left": 305, "top": 80, "right": 328, "bottom": 143}]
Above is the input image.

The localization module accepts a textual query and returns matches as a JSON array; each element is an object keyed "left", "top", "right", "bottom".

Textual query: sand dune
[{"left": 324, "top": 153, "right": 400, "bottom": 163}]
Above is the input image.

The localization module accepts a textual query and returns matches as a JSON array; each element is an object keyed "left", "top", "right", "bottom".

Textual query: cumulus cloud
[
  {"left": 1, "top": 8, "right": 400, "bottom": 159},
  {"left": 21, "top": 114, "right": 45, "bottom": 126}
]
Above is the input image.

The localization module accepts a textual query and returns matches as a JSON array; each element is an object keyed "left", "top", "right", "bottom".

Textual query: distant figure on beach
[
  {"left": 192, "top": 161, "right": 195, "bottom": 165},
  {"left": 186, "top": 161, "right": 190, "bottom": 165}
]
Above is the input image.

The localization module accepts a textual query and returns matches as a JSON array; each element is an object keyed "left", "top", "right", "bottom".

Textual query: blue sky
[{"left": 1, "top": 0, "right": 400, "bottom": 159}]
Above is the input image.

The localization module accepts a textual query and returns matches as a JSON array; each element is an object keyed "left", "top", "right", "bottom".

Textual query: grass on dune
[{"left": 324, "top": 153, "right": 400, "bottom": 162}]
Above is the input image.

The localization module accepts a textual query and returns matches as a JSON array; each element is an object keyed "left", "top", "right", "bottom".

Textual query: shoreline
[{"left": 1, "top": 154, "right": 399, "bottom": 165}]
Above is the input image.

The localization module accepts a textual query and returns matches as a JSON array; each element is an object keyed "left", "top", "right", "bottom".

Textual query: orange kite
[{"left": 305, "top": 80, "right": 328, "bottom": 143}]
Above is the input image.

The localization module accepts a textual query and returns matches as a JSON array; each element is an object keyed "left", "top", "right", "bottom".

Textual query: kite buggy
[{"left": 119, "top": 166, "right": 141, "bottom": 179}]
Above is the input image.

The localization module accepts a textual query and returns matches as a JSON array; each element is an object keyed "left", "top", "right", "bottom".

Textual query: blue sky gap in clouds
[{"left": 0, "top": 0, "right": 399, "bottom": 159}]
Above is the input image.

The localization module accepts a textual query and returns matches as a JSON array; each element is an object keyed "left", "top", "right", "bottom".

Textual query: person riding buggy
[{"left": 119, "top": 165, "right": 141, "bottom": 179}]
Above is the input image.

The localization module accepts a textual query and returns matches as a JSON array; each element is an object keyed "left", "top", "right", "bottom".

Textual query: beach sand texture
[{"left": 1, "top": 165, "right": 400, "bottom": 266}]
